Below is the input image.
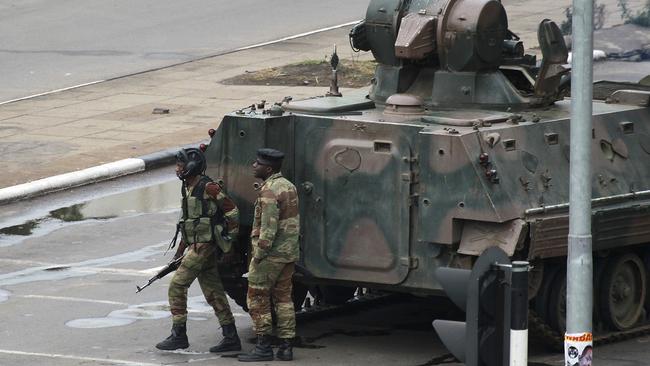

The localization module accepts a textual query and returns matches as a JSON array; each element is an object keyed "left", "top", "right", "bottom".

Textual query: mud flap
[{"left": 458, "top": 218, "right": 527, "bottom": 256}]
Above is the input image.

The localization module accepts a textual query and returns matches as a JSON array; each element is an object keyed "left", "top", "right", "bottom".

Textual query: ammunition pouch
[{"left": 179, "top": 176, "right": 232, "bottom": 253}]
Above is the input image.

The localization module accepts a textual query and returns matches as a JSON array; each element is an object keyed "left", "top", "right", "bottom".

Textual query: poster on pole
[{"left": 564, "top": 333, "right": 592, "bottom": 366}]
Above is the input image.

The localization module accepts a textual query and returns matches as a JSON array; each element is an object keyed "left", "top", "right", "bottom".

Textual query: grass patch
[
  {"left": 221, "top": 59, "right": 376, "bottom": 88},
  {"left": 619, "top": 0, "right": 650, "bottom": 27}
]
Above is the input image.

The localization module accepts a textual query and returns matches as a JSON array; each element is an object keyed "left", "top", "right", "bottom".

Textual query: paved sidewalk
[
  {"left": 0, "top": 0, "right": 645, "bottom": 189},
  {"left": 0, "top": 27, "right": 375, "bottom": 189}
]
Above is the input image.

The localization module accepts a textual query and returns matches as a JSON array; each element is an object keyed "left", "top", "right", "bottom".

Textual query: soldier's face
[
  {"left": 175, "top": 162, "right": 185, "bottom": 179},
  {"left": 253, "top": 159, "right": 271, "bottom": 179}
]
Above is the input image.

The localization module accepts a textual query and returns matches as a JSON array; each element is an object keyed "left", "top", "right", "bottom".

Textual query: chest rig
[{"left": 179, "top": 176, "right": 226, "bottom": 246}]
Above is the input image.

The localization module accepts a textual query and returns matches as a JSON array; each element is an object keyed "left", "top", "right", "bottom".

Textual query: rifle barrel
[{"left": 135, "top": 255, "right": 184, "bottom": 294}]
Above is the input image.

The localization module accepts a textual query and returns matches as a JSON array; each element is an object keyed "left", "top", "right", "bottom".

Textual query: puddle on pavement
[
  {"left": 64, "top": 296, "right": 246, "bottom": 329},
  {"left": 162, "top": 349, "right": 211, "bottom": 355},
  {"left": 0, "top": 289, "right": 10, "bottom": 303},
  {"left": 108, "top": 307, "right": 170, "bottom": 320},
  {"left": 0, "top": 242, "right": 164, "bottom": 287},
  {"left": 66, "top": 317, "right": 136, "bottom": 328},
  {"left": 0, "top": 179, "right": 180, "bottom": 246},
  {"left": 44, "top": 266, "right": 70, "bottom": 271}
]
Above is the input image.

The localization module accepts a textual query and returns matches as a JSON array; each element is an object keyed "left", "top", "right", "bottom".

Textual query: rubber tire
[
  {"left": 223, "top": 279, "right": 249, "bottom": 312},
  {"left": 598, "top": 253, "right": 646, "bottom": 331},
  {"left": 547, "top": 270, "right": 566, "bottom": 333},
  {"left": 292, "top": 281, "right": 309, "bottom": 311},
  {"left": 535, "top": 264, "right": 561, "bottom": 323},
  {"left": 319, "top": 285, "right": 356, "bottom": 305}
]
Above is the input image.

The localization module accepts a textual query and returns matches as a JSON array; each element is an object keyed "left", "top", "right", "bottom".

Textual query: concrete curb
[
  {"left": 0, "top": 21, "right": 366, "bottom": 206},
  {"left": 0, "top": 141, "right": 206, "bottom": 205}
]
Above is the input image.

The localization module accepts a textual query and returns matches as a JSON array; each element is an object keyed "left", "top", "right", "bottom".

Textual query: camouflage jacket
[
  {"left": 179, "top": 176, "right": 239, "bottom": 251},
  {"left": 251, "top": 173, "right": 300, "bottom": 262}
]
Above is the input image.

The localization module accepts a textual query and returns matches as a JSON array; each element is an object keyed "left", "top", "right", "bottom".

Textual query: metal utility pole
[{"left": 565, "top": 0, "right": 594, "bottom": 362}]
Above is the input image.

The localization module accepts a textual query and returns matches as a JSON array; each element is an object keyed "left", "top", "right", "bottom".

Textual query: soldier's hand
[
  {"left": 173, "top": 247, "right": 185, "bottom": 260},
  {"left": 173, "top": 241, "right": 187, "bottom": 260}
]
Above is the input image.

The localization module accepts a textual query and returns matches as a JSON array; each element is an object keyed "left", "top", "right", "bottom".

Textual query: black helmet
[{"left": 175, "top": 148, "right": 206, "bottom": 180}]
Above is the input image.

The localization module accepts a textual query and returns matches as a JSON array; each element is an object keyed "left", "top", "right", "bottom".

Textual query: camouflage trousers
[
  {"left": 247, "top": 260, "right": 296, "bottom": 339},
  {"left": 168, "top": 242, "right": 235, "bottom": 326}
]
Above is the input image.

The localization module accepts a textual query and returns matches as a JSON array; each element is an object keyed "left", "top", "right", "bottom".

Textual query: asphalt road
[
  {"left": 0, "top": 168, "right": 647, "bottom": 366},
  {"left": 0, "top": 168, "right": 448, "bottom": 366},
  {"left": 0, "top": 0, "right": 368, "bottom": 103}
]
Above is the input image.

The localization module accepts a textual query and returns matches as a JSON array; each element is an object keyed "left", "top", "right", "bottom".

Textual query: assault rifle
[{"left": 136, "top": 255, "right": 184, "bottom": 293}]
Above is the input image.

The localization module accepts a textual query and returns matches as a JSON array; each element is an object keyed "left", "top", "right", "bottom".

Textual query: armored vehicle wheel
[
  {"left": 219, "top": 259, "right": 249, "bottom": 311},
  {"left": 292, "top": 282, "right": 309, "bottom": 310},
  {"left": 644, "top": 251, "right": 650, "bottom": 309},
  {"left": 317, "top": 285, "right": 356, "bottom": 305},
  {"left": 534, "top": 264, "right": 561, "bottom": 323},
  {"left": 599, "top": 253, "right": 646, "bottom": 330},
  {"left": 547, "top": 270, "right": 567, "bottom": 333},
  {"left": 223, "top": 279, "right": 249, "bottom": 312},
  {"left": 528, "top": 260, "right": 544, "bottom": 300}
]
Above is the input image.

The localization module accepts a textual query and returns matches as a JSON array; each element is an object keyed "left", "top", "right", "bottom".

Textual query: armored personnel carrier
[{"left": 205, "top": 0, "right": 650, "bottom": 334}]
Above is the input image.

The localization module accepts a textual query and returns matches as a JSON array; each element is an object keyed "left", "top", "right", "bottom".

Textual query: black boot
[
  {"left": 237, "top": 334, "right": 274, "bottom": 362},
  {"left": 155, "top": 323, "right": 189, "bottom": 350},
  {"left": 276, "top": 338, "right": 293, "bottom": 361},
  {"left": 209, "top": 323, "right": 242, "bottom": 353}
]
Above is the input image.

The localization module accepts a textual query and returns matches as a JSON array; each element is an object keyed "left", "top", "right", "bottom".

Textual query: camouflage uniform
[
  {"left": 247, "top": 172, "right": 300, "bottom": 338},
  {"left": 169, "top": 178, "right": 240, "bottom": 326}
]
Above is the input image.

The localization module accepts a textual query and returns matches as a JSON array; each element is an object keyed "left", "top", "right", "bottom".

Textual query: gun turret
[{"left": 349, "top": 0, "right": 568, "bottom": 109}]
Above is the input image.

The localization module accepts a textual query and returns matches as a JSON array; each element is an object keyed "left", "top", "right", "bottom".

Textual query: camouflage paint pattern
[
  {"left": 169, "top": 242, "right": 235, "bottom": 326},
  {"left": 206, "top": 94, "right": 650, "bottom": 295},
  {"left": 203, "top": 0, "right": 650, "bottom": 308},
  {"left": 247, "top": 261, "right": 296, "bottom": 338},
  {"left": 250, "top": 173, "right": 300, "bottom": 262}
]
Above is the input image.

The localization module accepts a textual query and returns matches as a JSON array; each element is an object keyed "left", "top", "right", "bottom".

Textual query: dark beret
[{"left": 256, "top": 148, "right": 285, "bottom": 166}]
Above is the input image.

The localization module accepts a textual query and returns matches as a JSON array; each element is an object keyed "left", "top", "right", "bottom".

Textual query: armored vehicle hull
[{"left": 206, "top": 0, "right": 650, "bottom": 334}]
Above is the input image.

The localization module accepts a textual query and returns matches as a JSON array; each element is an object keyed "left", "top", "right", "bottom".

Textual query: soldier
[
  {"left": 238, "top": 148, "right": 300, "bottom": 362},
  {"left": 156, "top": 147, "right": 242, "bottom": 353}
]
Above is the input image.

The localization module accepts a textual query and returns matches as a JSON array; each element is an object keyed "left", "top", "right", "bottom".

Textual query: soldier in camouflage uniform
[
  {"left": 239, "top": 148, "right": 300, "bottom": 362},
  {"left": 156, "top": 147, "right": 242, "bottom": 353}
]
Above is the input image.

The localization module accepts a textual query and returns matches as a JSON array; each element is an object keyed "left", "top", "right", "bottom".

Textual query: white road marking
[
  {"left": 164, "top": 349, "right": 210, "bottom": 355},
  {"left": 0, "top": 20, "right": 360, "bottom": 105},
  {"left": 0, "top": 80, "right": 105, "bottom": 105},
  {"left": 188, "top": 356, "right": 224, "bottom": 362},
  {"left": 0, "top": 349, "right": 159, "bottom": 366},
  {"left": 0, "top": 257, "right": 155, "bottom": 277},
  {"left": 18, "top": 295, "right": 129, "bottom": 306},
  {"left": 0, "top": 244, "right": 167, "bottom": 284},
  {"left": 234, "top": 20, "right": 360, "bottom": 52}
]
